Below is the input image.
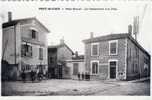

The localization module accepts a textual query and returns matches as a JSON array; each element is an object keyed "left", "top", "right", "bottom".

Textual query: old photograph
[{"left": 0, "top": 1, "right": 151, "bottom": 96}]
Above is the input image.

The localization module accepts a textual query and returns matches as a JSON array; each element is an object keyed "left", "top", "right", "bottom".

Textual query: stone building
[
  {"left": 2, "top": 13, "right": 50, "bottom": 80},
  {"left": 48, "top": 39, "right": 74, "bottom": 79},
  {"left": 83, "top": 33, "right": 150, "bottom": 80}
]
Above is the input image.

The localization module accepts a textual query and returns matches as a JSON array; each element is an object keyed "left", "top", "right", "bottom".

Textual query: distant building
[
  {"left": 2, "top": 12, "right": 50, "bottom": 80},
  {"left": 66, "top": 52, "right": 85, "bottom": 79},
  {"left": 48, "top": 39, "right": 74, "bottom": 79},
  {"left": 83, "top": 33, "right": 150, "bottom": 80}
]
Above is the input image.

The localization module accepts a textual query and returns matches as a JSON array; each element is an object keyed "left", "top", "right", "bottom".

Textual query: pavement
[{"left": 1, "top": 78, "right": 150, "bottom": 96}]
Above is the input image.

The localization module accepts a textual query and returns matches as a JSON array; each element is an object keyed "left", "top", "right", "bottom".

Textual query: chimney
[
  {"left": 60, "top": 37, "right": 64, "bottom": 45},
  {"left": 128, "top": 24, "right": 132, "bottom": 35},
  {"left": 90, "top": 32, "right": 94, "bottom": 38},
  {"left": 8, "top": 12, "right": 12, "bottom": 22},
  {"left": 75, "top": 51, "right": 78, "bottom": 57}
]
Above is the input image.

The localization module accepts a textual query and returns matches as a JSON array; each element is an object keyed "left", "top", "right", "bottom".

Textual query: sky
[{"left": 0, "top": 1, "right": 152, "bottom": 55}]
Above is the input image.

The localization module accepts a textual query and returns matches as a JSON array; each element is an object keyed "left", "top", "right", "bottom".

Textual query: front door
[
  {"left": 110, "top": 61, "right": 116, "bottom": 79},
  {"left": 73, "top": 63, "right": 79, "bottom": 75}
]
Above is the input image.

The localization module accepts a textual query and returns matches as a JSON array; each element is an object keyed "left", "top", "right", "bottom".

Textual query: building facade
[
  {"left": 2, "top": 15, "right": 49, "bottom": 80},
  {"left": 66, "top": 54, "right": 85, "bottom": 79},
  {"left": 83, "top": 33, "right": 150, "bottom": 80},
  {"left": 48, "top": 40, "right": 74, "bottom": 79}
]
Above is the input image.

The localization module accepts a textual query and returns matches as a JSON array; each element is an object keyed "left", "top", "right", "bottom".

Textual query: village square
[{"left": 1, "top": 6, "right": 151, "bottom": 96}]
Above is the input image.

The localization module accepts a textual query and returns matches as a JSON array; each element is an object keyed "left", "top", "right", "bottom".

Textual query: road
[{"left": 1, "top": 79, "right": 150, "bottom": 96}]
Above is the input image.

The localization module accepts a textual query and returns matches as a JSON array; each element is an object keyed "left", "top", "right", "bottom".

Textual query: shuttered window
[
  {"left": 21, "top": 44, "right": 32, "bottom": 57},
  {"left": 39, "top": 48, "right": 43, "bottom": 60}
]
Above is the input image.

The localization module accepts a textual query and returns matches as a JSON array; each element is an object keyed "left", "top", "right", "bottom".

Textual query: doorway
[{"left": 109, "top": 61, "right": 117, "bottom": 79}]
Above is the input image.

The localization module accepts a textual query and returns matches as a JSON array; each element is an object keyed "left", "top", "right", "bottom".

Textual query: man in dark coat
[
  {"left": 78, "top": 72, "right": 81, "bottom": 81},
  {"left": 82, "top": 72, "right": 85, "bottom": 80},
  {"left": 21, "top": 70, "right": 26, "bottom": 83},
  {"left": 30, "top": 70, "right": 35, "bottom": 82}
]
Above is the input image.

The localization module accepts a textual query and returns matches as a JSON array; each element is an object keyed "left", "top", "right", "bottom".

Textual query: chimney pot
[
  {"left": 75, "top": 51, "right": 78, "bottom": 57},
  {"left": 60, "top": 37, "right": 64, "bottom": 45},
  {"left": 8, "top": 12, "right": 12, "bottom": 22},
  {"left": 90, "top": 32, "right": 94, "bottom": 38},
  {"left": 128, "top": 24, "right": 132, "bottom": 35}
]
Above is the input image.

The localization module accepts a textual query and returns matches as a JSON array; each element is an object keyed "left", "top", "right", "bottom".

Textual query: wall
[
  {"left": 2, "top": 26, "right": 15, "bottom": 64},
  {"left": 127, "top": 38, "right": 150, "bottom": 80},
  {"left": 66, "top": 60, "right": 85, "bottom": 79},
  {"left": 19, "top": 19, "right": 48, "bottom": 74},
  {"left": 84, "top": 38, "right": 126, "bottom": 80},
  {"left": 57, "top": 45, "right": 73, "bottom": 62},
  {"left": 2, "top": 23, "right": 22, "bottom": 80}
]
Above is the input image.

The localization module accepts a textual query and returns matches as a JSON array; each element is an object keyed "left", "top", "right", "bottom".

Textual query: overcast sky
[{"left": 0, "top": 1, "right": 152, "bottom": 55}]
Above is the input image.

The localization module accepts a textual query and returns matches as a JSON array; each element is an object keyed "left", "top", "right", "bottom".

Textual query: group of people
[
  {"left": 21, "top": 70, "right": 44, "bottom": 83},
  {"left": 77, "top": 72, "right": 90, "bottom": 81}
]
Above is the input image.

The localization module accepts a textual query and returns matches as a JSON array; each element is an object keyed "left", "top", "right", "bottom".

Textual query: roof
[
  {"left": 83, "top": 33, "right": 150, "bottom": 57},
  {"left": 2, "top": 17, "right": 50, "bottom": 33},
  {"left": 48, "top": 43, "right": 74, "bottom": 55},
  {"left": 72, "top": 55, "right": 84, "bottom": 60},
  {"left": 83, "top": 33, "right": 129, "bottom": 43}
]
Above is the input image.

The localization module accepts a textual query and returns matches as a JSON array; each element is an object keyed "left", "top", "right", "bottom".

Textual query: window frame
[
  {"left": 21, "top": 43, "right": 32, "bottom": 57},
  {"left": 30, "top": 28, "right": 38, "bottom": 40},
  {"left": 109, "top": 40, "right": 118, "bottom": 55},
  {"left": 91, "top": 43, "right": 99, "bottom": 56},
  {"left": 108, "top": 59, "right": 118, "bottom": 79},
  {"left": 90, "top": 60, "right": 99, "bottom": 75},
  {"left": 39, "top": 47, "right": 43, "bottom": 60}
]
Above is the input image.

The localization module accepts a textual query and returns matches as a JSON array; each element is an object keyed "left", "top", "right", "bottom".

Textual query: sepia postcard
[{"left": 0, "top": 0, "right": 151, "bottom": 98}]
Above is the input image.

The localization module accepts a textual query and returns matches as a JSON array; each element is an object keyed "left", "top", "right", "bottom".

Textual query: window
[
  {"left": 109, "top": 40, "right": 118, "bottom": 55},
  {"left": 31, "top": 30, "right": 38, "bottom": 39},
  {"left": 91, "top": 43, "right": 99, "bottom": 56},
  {"left": 144, "top": 57, "right": 149, "bottom": 72},
  {"left": 73, "top": 63, "right": 79, "bottom": 75},
  {"left": 133, "top": 63, "right": 138, "bottom": 73},
  {"left": 49, "top": 57, "right": 54, "bottom": 64},
  {"left": 91, "top": 61, "right": 99, "bottom": 74},
  {"left": 39, "top": 48, "right": 43, "bottom": 60},
  {"left": 21, "top": 44, "right": 32, "bottom": 57},
  {"left": 21, "top": 64, "right": 31, "bottom": 71}
]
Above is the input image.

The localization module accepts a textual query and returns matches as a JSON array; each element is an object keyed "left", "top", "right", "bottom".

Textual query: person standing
[
  {"left": 21, "top": 70, "right": 26, "bottom": 83},
  {"left": 30, "top": 70, "right": 35, "bottom": 82},
  {"left": 82, "top": 72, "right": 85, "bottom": 80},
  {"left": 77, "top": 72, "right": 81, "bottom": 81}
]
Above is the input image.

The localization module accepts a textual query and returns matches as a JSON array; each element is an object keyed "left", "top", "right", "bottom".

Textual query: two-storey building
[
  {"left": 83, "top": 33, "right": 150, "bottom": 80},
  {"left": 2, "top": 13, "right": 50, "bottom": 80},
  {"left": 48, "top": 39, "right": 74, "bottom": 79}
]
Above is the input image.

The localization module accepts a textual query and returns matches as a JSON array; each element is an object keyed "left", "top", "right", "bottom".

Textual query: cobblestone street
[{"left": 2, "top": 79, "right": 150, "bottom": 96}]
